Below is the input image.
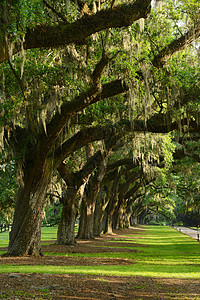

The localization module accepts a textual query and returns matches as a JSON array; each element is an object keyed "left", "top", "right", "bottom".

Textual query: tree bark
[
  {"left": 57, "top": 147, "right": 106, "bottom": 243},
  {"left": 93, "top": 193, "right": 102, "bottom": 236},
  {"left": 103, "top": 169, "right": 121, "bottom": 234},
  {"left": 56, "top": 188, "right": 78, "bottom": 245},
  {"left": 77, "top": 196, "right": 96, "bottom": 239},
  {"left": 77, "top": 159, "right": 107, "bottom": 239},
  {"left": 153, "top": 21, "right": 200, "bottom": 68},
  {"left": 6, "top": 151, "right": 53, "bottom": 256},
  {"left": 0, "top": 0, "right": 151, "bottom": 63}
]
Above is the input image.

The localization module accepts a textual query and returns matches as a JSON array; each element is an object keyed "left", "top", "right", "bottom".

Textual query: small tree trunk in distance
[
  {"left": 93, "top": 191, "right": 107, "bottom": 236},
  {"left": 119, "top": 207, "right": 126, "bottom": 228},
  {"left": 56, "top": 188, "right": 78, "bottom": 245},
  {"left": 104, "top": 169, "right": 121, "bottom": 234},
  {"left": 95, "top": 184, "right": 111, "bottom": 235},
  {"left": 104, "top": 208, "right": 114, "bottom": 234},
  {"left": 112, "top": 199, "right": 123, "bottom": 230},
  {"left": 77, "top": 142, "right": 108, "bottom": 239},
  {"left": 116, "top": 202, "right": 126, "bottom": 229},
  {"left": 124, "top": 211, "right": 131, "bottom": 228},
  {"left": 77, "top": 195, "right": 96, "bottom": 239},
  {"left": 125, "top": 200, "right": 134, "bottom": 228},
  {"left": 77, "top": 160, "right": 107, "bottom": 239}
]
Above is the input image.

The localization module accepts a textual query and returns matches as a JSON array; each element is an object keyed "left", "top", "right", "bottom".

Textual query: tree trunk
[
  {"left": 124, "top": 211, "right": 130, "bottom": 228},
  {"left": 77, "top": 159, "right": 107, "bottom": 239},
  {"left": 77, "top": 196, "right": 95, "bottom": 239},
  {"left": 78, "top": 143, "right": 95, "bottom": 239},
  {"left": 104, "top": 209, "right": 114, "bottom": 234},
  {"left": 6, "top": 155, "right": 52, "bottom": 256},
  {"left": 113, "top": 199, "right": 123, "bottom": 230},
  {"left": 76, "top": 180, "right": 100, "bottom": 239},
  {"left": 56, "top": 188, "right": 78, "bottom": 245},
  {"left": 103, "top": 170, "right": 121, "bottom": 234},
  {"left": 93, "top": 192, "right": 106, "bottom": 236},
  {"left": 94, "top": 184, "right": 111, "bottom": 235}
]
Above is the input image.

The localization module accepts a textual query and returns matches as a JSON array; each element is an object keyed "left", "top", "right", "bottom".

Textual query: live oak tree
[
  {"left": 97, "top": 131, "right": 176, "bottom": 233},
  {"left": 0, "top": 0, "right": 152, "bottom": 256},
  {"left": 1, "top": 0, "right": 200, "bottom": 256},
  {"left": 57, "top": 142, "right": 108, "bottom": 244},
  {"left": 130, "top": 135, "right": 200, "bottom": 226},
  {"left": 76, "top": 144, "right": 108, "bottom": 240}
]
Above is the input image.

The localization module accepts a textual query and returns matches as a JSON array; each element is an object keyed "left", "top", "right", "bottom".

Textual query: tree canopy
[{"left": 0, "top": 0, "right": 200, "bottom": 256}]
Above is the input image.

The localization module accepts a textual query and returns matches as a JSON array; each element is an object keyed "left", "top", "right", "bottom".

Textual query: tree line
[{"left": 0, "top": 0, "right": 200, "bottom": 256}]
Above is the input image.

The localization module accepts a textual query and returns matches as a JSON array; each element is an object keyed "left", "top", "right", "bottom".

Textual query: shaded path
[{"left": 174, "top": 226, "right": 200, "bottom": 241}]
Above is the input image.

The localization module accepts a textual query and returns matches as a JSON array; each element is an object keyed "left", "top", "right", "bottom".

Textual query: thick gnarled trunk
[{"left": 6, "top": 156, "right": 52, "bottom": 257}]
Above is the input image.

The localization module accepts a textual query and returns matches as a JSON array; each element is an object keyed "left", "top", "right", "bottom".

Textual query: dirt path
[
  {"left": 0, "top": 227, "right": 200, "bottom": 299},
  {"left": 174, "top": 226, "right": 200, "bottom": 240}
]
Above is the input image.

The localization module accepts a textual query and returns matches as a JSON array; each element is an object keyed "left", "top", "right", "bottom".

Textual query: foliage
[
  {"left": 0, "top": 0, "right": 200, "bottom": 247},
  {"left": 172, "top": 157, "right": 200, "bottom": 226},
  {"left": 0, "top": 155, "right": 17, "bottom": 223}
]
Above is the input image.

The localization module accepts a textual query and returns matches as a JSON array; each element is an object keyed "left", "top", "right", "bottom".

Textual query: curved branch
[
  {"left": 153, "top": 21, "right": 200, "bottom": 68},
  {"left": 54, "top": 113, "right": 200, "bottom": 168},
  {"left": 45, "top": 79, "right": 128, "bottom": 149},
  {"left": 0, "top": 0, "right": 151, "bottom": 63},
  {"left": 54, "top": 124, "right": 116, "bottom": 167},
  {"left": 43, "top": 0, "right": 69, "bottom": 23}
]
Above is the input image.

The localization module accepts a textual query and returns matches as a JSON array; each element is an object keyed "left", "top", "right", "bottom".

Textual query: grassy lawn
[{"left": 1, "top": 225, "right": 200, "bottom": 279}]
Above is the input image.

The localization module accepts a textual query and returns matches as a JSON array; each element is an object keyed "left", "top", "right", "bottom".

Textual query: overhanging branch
[
  {"left": 54, "top": 114, "right": 200, "bottom": 168},
  {"left": 45, "top": 79, "right": 128, "bottom": 150},
  {"left": 153, "top": 21, "right": 200, "bottom": 68},
  {"left": 0, "top": 0, "right": 151, "bottom": 63}
]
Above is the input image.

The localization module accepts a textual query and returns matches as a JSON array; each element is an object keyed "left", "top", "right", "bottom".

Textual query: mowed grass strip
[{"left": 1, "top": 225, "right": 200, "bottom": 278}]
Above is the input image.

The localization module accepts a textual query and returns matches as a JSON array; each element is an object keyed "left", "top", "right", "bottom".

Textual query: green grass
[
  {"left": 41, "top": 226, "right": 58, "bottom": 242},
  {"left": 0, "top": 230, "right": 9, "bottom": 248},
  {"left": 1, "top": 225, "right": 200, "bottom": 278}
]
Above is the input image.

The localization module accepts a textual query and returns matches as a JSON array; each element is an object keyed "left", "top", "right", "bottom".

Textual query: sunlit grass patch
[
  {"left": 0, "top": 231, "right": 9, "bottom": 247},
  {"left": 1, "top": 225, "right": 200, "bottom": 279},
  {"left": 41, "top": 226, "right": 58, "bottom": 241},
  {"left": 40, "top": 225, "right": 78, "bottom": 241},
  {"left": 44, "top": 251, "right": 137, "bottom": 260},
  {"left": 1, "top": 262, "right": 200, "bottom": 279}
]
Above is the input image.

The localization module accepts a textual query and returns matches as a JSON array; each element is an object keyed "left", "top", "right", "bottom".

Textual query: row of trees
[{"left": 0, "top": 0, "right": 200, "bottom": 256}]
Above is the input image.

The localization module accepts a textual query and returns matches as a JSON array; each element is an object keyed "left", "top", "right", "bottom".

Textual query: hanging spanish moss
[
  {"left": 20, "top": 35, "right": 25, "bottom": 79},
  {"left": 0, "top": 127, "right": 4, "bottom": 153},
  {"left": 65, "top": 0, "right": 70, "bottom": 11},
  {"left": 155, "top": 0, "right": 162, "bottom": 10},
  {"left": 132, "top": 132, "right": 175, "bottom": 180},
  {"left": 138, "top": 18, "right": 145, "bottom": 32}
]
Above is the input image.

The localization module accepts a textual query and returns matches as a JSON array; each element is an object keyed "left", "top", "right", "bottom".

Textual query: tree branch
[
  {"left": 43, "top": 0, "right": 69, "bottom": 23},
  {"left": 153, "top": 21, "right": 200, "bottom": 68},
  {"left": 45, "top": 79, "right": 128, "bottom": 150},
  {"left": 0, "top": 0, "right": 151, "bottom": 63},
  {"left": 54, "top": 124, "right": 117, "bottom": 168},
  {"left": 54, "top": 114, "right": 200, "bottom": 168}
]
